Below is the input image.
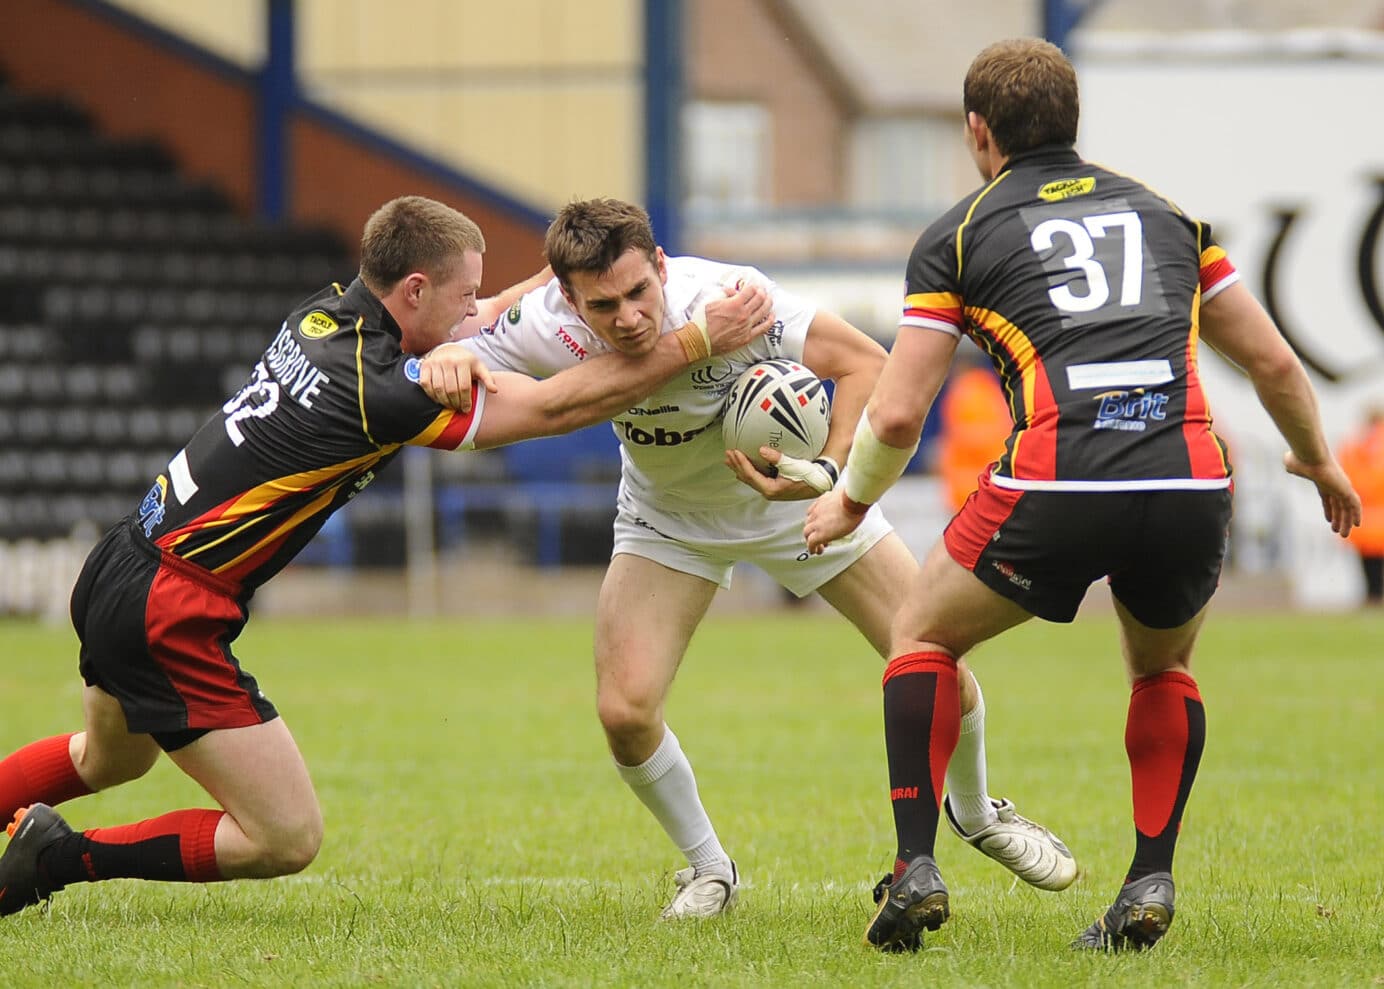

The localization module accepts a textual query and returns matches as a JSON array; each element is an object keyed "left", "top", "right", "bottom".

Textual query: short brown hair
[
  {"left": 544, "top": 198, "right": 658, "bottom": 289},
  {"left": 359, "top": 196, "right": 485, "bottom": 294},
  {"left": 963, "top": 38, "right": 1079, "bottom": 157}
]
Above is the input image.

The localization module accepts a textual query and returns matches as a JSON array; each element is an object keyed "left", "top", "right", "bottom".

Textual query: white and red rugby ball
[{"left": 722, "top": 359, "right": 831, "bottom": 471}]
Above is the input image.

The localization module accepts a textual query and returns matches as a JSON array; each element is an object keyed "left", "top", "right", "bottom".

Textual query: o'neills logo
[{"left": 1038, "top": 177, "right": 1095, "bottom": 201}]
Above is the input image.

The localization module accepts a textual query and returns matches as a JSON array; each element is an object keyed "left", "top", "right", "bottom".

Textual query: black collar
[{"left": 1000, "top": 145, "right": 1082, "bottom": 172}]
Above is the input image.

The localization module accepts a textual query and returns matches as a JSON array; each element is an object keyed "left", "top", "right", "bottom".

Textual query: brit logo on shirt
[
  {"left": 138, "top": 479, "right": 167, "bottom": 536},
  {"left": 1091, "top": 388, "right": 1168, "bottom": 432}
]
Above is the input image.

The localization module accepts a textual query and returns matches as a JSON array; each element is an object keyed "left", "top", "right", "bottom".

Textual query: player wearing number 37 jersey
[
  {"left": 0, "top": 195, "right": 774, "bottom": 918},
  {"left": 804, "top": 38, "right": 1359, "bottom": 954}
]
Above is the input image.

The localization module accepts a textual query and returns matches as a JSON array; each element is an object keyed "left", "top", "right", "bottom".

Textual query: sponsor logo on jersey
[
  {"left": 1038, "top": 177, "right": 1095, "bottom": 202},
  {"left": 556, "top": 327, "right": 588, "bottom": 360},
  {"left": 403, "top": 357, "right": 423, "bottom": 383},
  {"left": 507, "top": 301, "right": 522, "bottom": 324},
  {"left": 767, "top": 319, "right": 784, "bottom": 346},
  {"left": 626, "top": 404, "right": 682, "bottom": 416},
  {"left": 298, "top": 310, "right": 339, "bottom": 338},
  {"left": 617, "top": 420, "right": 713, "bottom": 447},
  {"left": 1091, "top": 388, "right": 1168, "bottom": 432},
  {"left": 890, "top": 786, "right": 919, "bottom": 801},
  {"left": 138, "top": 476, "right": 168, "bottom": 536}
]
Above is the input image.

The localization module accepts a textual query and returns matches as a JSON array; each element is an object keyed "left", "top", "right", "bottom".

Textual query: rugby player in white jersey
[{"left": 424, "top": 198, "right": 1076, "bottom": 918}]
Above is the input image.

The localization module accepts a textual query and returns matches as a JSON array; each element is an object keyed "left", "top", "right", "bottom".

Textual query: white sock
[
  {"left": 944, "top": 678, "right": 998, "bottom": 833},
  {"left": 615, "top": 726, "right": 731, "bottom": 875}
]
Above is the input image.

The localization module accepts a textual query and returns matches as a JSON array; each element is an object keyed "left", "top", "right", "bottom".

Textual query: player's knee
[
  {"left": 596, "top": 689, "right": 659, "bottom": 739},
  {"left": 258, "top": 816, "right": 324, "bottom": 877}
]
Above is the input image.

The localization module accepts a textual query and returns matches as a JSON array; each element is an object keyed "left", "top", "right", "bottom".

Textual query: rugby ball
[{"left": 723, "top": 359, "right": 831, "bottom": 471}]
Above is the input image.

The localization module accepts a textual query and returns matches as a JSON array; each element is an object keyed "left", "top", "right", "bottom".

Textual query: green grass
[{"left": 0, "top": 610, "right": 1380, "bottom": 987}]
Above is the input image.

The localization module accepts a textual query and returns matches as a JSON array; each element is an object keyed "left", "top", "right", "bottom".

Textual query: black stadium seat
[{"left": 0, "top": 85, "right": 351, "bottom": 541}]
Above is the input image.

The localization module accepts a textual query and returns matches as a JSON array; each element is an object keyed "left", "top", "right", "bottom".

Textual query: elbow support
[{"left": 842, "top": 410, "right": 918, "bottom": 508}]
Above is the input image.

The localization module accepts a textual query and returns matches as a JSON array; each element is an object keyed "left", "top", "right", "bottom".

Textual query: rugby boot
[
  {"left": 863, "top": 854, "right": 950, "bottom": 952},
  {"left": 944, "top": 795, "right": 1078, "bottom": 891},
  {"left": 1072, "top": 871, "right": 1176, "bottom": 951},
  {"left": 0, "top": 804, "right": 71, "bottom": 916},
  {"left": 660, "top": 861, "right": 740, "bottom": 919}
]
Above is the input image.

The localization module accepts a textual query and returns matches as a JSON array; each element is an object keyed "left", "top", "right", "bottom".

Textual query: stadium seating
[{"left": 0, "top": 74, "right": 352, "bottom": 544}]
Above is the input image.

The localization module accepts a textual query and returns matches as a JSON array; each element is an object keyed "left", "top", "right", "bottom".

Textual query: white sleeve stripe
[
  {"left": 1201, "top": 270, "right": 1240, "bottom": 303},
  {"left": 899, "top": 316, "right": 963, "bottom": 338},
  {"left": 457, "top": 386, "right": 486, "bottom": 450}
]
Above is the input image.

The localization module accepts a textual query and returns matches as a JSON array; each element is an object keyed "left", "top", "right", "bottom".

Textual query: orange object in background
[
  {"left": 1338, "top": 407, "right": 1384, "bottom": 604},
  {"left": 937, "top": 365, "right": 1011, "bottom": 512}
]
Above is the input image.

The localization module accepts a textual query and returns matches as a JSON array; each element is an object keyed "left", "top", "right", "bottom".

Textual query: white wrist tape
[{"left": 842, "top": 411, "right": 918, "bottom": 507}]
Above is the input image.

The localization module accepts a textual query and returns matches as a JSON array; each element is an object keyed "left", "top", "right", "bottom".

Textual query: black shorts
[
  {"left": 70, "top": 519, "right": 278, "bottom": 751},
  {"left": 943, "top": 473, "right": 1232, "bottom": 627}
]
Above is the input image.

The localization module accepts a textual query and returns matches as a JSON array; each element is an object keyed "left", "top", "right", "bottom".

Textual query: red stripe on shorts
[
  {"left": 942, "top": 469, "right": 1024, "bottom": 570},
  {"left": 144, "top": 557, "right": 260, "bottom": 730}
]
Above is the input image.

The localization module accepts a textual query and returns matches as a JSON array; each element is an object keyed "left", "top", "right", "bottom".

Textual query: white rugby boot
[
  {"left": 659, "top": 861, "right": 740, "bottom": 919},
  {"left": 944, "top": 796, "right": 1078, "bottom": 891}
]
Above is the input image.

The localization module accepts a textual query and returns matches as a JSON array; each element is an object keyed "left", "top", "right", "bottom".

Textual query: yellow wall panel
[
  {"left": 550, "top": 0, "right": 640, "bottom": 68},
  {"left": 543, "top": 86, "right": 641, "bottom": 200},
  {"left": 108, "top": 0, "right": 264, "bottom": 65},
  {"left": 106, "top": 0, "right": 646, "bottom": 212}
]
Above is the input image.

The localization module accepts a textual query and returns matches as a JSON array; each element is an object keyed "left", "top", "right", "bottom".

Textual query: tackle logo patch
[
  {"left": 1038, "top": 177, "right": 1095, "bottom": 202},
  {"left": 299, "top": 311, "right": 339, "bottom": 338}
]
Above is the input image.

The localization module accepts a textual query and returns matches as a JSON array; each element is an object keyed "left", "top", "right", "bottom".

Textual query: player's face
[
  {"left": 406, "top": 249, "right": 483, "bottom": 355},
  {"left": 563, "top": 248, "right": 668, "bottom": 356}
]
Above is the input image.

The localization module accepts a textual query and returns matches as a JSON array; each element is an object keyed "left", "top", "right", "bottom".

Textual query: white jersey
[{"left": 461, "top": 256, "right": 817, "bottom": 514}]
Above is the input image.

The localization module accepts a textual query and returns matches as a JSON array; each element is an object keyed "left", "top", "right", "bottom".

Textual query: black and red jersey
[
  {"left": 904, "top": 146, "right": 1236, "bottom": 491},
  {"left": 133, "top": 278, "right": 482, "bottom": 589}
]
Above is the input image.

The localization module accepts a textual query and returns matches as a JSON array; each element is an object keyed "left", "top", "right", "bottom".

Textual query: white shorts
[{"left": 611, "top": 489, "right": 892, "bottom": 597}]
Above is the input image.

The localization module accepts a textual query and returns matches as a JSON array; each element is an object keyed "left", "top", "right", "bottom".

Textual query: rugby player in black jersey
[{"left": 804, "top": 39, "right": 1360, "bottom": 953}]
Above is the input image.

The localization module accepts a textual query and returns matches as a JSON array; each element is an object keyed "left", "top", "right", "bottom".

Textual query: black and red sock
[
  {"left": 40, "top": 809, "right": 225, "bottom": 888},
  {"left": 881, "top": 651, "right": 960, "bottom": 874},
  {"left": 1125, "top": 669, "right": 1205, "bottom": 882}
]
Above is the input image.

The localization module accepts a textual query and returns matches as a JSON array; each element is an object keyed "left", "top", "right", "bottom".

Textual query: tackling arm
[{"left": 471, "top": 288, "right": 774, "bottom": 450}]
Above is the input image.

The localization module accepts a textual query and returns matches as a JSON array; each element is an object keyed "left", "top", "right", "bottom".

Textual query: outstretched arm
[
  {"left": 1200, "top": 281, "right": 1360, "bottom": 536},
  {"left": 471, "top": 282, "right": 775, "bottom": 449}
]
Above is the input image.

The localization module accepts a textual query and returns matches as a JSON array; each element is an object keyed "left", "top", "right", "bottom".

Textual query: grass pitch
[{"left": 0, "top": 607, "right": 1380, "bottom": 987}]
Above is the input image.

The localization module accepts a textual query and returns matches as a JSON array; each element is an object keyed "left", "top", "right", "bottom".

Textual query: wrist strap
[
  {"left": 673, "top": 320, "right": 711, "bottom": 363},
  {"left": 813, "top": 456, "right": 840, "bottom": 487}
]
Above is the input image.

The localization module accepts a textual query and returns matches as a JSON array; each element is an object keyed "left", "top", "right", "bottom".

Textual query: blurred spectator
[
  {"left": 936, "top": 350, "right": 1010, "bottom": 511},
  {"left": 1338, "top": 405, "right": 1384, "bottom": 605}
]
